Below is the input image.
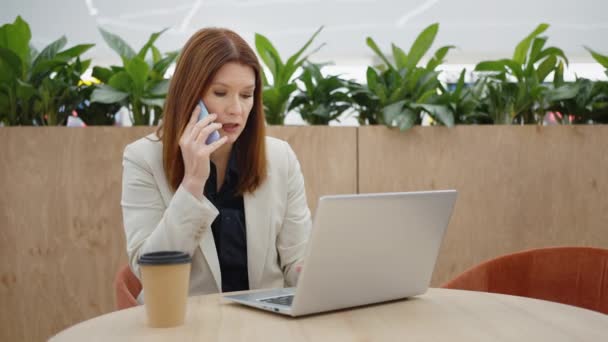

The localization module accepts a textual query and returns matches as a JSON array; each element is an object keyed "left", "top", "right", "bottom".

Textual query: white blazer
[{"left": 121, "top": 134, "right": 312, "bottom": 296}]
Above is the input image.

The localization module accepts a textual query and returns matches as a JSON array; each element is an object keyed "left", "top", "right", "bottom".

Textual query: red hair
[{"left": 157, "top": 28, "right": 266, "bottom": 194}]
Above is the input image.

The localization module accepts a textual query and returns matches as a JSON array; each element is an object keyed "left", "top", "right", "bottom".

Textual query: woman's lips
[{"left": 222, "top": 123, "right": 239, "bottom": 133}]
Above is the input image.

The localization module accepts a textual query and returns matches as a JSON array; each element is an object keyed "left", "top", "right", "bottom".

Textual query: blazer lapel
[
  {"left": 244, "top": 184, "right": 272, "bottom": 289},
  {"left": 149, "top": 135, "right": 222, "bottom": 291}
]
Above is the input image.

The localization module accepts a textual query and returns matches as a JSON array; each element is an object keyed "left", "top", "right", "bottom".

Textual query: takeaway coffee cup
[{"left": 138, "top": 251, "right": 192, "bottom": 328}]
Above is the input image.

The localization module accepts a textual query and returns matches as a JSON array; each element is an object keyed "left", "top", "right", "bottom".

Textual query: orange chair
[
  {"left": 114, "top": 264, "right": 142, "bottom": 310},
  {"left": 442, "top": 246, "right": 608, "bottom": 314}
]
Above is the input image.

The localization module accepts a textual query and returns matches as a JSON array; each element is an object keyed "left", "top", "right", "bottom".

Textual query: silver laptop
[{"left": 224, "top": 190, "right": 457, "bottom": 316}]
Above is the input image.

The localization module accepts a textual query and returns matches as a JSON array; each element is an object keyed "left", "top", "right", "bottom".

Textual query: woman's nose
[{"left": 225, "top": 96, "right": 243, "bottom": 116}]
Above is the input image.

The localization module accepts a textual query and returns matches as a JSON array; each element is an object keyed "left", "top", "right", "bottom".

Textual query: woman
[{"left": 121, "top": 28, "right": 311, "bottom": 299}]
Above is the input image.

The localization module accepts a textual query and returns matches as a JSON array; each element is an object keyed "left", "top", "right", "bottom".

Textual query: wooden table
[{"left": 50, "top": 288, "right": 608, "bottom": 341}]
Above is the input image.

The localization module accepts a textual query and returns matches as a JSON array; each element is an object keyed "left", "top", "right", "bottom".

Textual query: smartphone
[{"left": 198, "top": 99, "right": 221, "bottom": 145}]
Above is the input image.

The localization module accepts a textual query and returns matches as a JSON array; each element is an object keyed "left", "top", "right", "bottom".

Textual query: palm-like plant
[
  {"left": 434, "top": 69, "right": 490, "bottom": 124},
  {"left": 0, "top": 16, "right": 94, "bottom": 125},
  {"left": 255, "top": 27, "right": 324, "bottom": 125},
  {"left": 474, "top": 23, "right": 568, "bottom": 124},
  {"left": 545, "top": 48, "right": 608, "bottom": 124},
  {"left": 91, "top": 28, "right": 177, "bottom": 125},
  {"left": 356, "top": 23, "right": 455, "bottom": 130},
  {"left": 288, "top": 63, "right": 351, "bottom": 125}
]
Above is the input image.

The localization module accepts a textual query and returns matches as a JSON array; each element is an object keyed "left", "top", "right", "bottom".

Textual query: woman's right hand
[{"left": 179, "top": 105, "right": 228, "bottom": 199}]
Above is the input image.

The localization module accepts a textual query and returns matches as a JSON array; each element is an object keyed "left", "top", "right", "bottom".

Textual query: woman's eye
[
  {"left": 241, "top": 94, "right": 253, "bottom": 99},
  {"left": 214, "top": 92, "right": 226, "bottom": 97}
]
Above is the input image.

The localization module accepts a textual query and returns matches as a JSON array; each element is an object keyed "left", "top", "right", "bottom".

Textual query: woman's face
[{"left": 202, "top": 62, "right": 256, "bottom": 145}]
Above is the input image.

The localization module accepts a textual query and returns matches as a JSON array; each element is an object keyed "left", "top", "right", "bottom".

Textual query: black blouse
[{"left": 204, "top": 148, "right": 249, "bottom": 292}]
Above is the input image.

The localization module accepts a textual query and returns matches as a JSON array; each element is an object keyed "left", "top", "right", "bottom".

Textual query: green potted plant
[
  {"left": 473, "top": 23, "right": 568, "bottom": 124},
  {"left": 356, "top": 23, "right": 455, "bottom": 130},
  {"left": 90, "top": 28, "right": 178, "bottom": 125},
  {"left": 288, "top": 62, "right": 352, "bottom": 125},
  {"left": 0, "top": 16, "right": 94, "bottom": 125},
  {"left": 544, "top": 48, "right": 608, "bottom": 124},
  {"left": 433, "top": 69, "right": 489, "bottom": 124},
  {"left": 255, "top": 26, "right": 324, "bottom": 125}
]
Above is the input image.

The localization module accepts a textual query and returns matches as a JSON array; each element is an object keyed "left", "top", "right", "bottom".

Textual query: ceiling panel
[{"left": 2, "top": 0, "right": 606, "bottom": 66}]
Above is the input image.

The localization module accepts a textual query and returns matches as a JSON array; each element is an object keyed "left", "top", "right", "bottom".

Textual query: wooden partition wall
[
  {"left": 2, "top": 125, "right": 608, "bottom": 341},
  {"left": 358, "top": 125, "right": 608, "bottom": 286},
  {"left": 0, "top": 126, "right": 357, "bottom": 342}
]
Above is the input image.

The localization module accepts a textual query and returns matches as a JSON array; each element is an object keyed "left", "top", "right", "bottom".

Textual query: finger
[
  {"left": 199, "top": 112, "right": 218, "bottom": 126},
  {"left": 189, "top": 113, "right": 217, "bottom": 141},
  {"left": 195, "top": 123, "right": 223, "bottom": 144},
  {"left": 205, "top": 135, "right": 228, "bottom": 152}
]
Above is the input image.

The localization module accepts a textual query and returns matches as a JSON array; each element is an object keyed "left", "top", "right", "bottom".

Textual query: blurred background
[
  {"left": 3, "top": 0, "right": 607, "bottom": 76},
  {"left": 3, "top": 0, "right": 608, "bottom": 125}
]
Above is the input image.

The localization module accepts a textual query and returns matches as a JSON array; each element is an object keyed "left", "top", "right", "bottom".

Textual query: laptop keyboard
[{"left": 259, "top": 295, "right": 294, "bottom": 307}]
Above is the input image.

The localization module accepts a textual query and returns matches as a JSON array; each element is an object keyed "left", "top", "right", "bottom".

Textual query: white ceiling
[{"left": 2, "top": 0, "right": 607, "bottom": 66}]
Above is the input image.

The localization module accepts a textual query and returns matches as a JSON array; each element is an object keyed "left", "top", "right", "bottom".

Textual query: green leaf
[
  {"left": 382, "top": 100, "right": 406, "bottom": 124},
  {"left": 107, "top": 71, "right": 133, "bottom": 93},
  {"left": 99, "top": 27, "right": 135, "bottom": 62},
  {"left": 513, "top": 23, "right": 549, "bottom": 64},
  {"left": 151, "top": 46, "right": 162, "bottom": 64},
  {"left": 376, "top": 83, "right": 388, "bottom": 103},
  {"left": 92, "top": 66, "right": 114, "bottom": 83},
  {"left": 287, "top": 94, "right": 306, "bottom": 111},
  {"left": 33, "top": 36, "right": 67, "bottom": 66},
  {"left": 278, "top": 83, "right": 298, "bottom": 101},
  {"left": 417, "top": 88, "right": 438, "bottom": 103},
  {"left": 545, "top": 83, "right": 579, "bottom": 102},
  {"left": 137, "top": 28, "right": 167, "bottom": 59},
  {"left": 56, "top": 44, "right": 95, "bottom": 59},
  {"left": 299, "top": 69, "right": 314, "bottom": 96},
  {"left": 415, "top": 104, "right": 454, "bottom": 126},
  {"left": 453, "top": 69, "right": 467, "bottom": 99},
  {"left": 426, "top": 45, "right": 455, "bottom": 70},
  {"left": 153, "top": 51, "right": 178, "bottom": 77},
  {"left": 536, "top": 55, "right": 557, "bottom": 82},
  {"left": 281, "top": 47, "right": 325, "bottom": 87},
  {"left": 415, "top": 70, "right": 441, "bottom": 99},
  {"left": 255, "top": 33, "right": 283, "bottom": 82},
  {"left": 140, "top": 97, "right": 165, "bottom": 107},
  {"left": 0, "top": 16, "right": 32, "bottom": 65},
  {"left": 366, "top": 37, "right": 394, "bottom": 70},
  {"left": 16, "top": 79, "right": 36, "bottom": 101},
  {"left": 126, "top": 57, "right": 149, "bottom": 94},
  {"left": 0, "top": 47, "right": 22, "bottom": 81},
  {"left": 79, "top": 59, "right": 92, "bottom": 74},
  {"left": 392, "top": 44, "right": 408, "bottom": 69},
  {"left": 475, "top": 60, "right": 506, "bottom": 73},
  {"left": 536, "top": 47, "right": 568, "bottom": 65},
  {"left": 527, "top": 37, "right": 547, "bottom": 65},
  {"left": 396, "top": 108, "right": 418, "bottom": 131},
  {"left": 149, "top": 79, "right": 170, "bottom": 95},
  {"left": 407, "top": 23, "right": 439, "bottom": 69},
  {"left": 585, "top": 47, "right": 608, "bottom": 69},
  {"left": 91, "top": 84, "right": 129, "bottom": 103},
  {"left": 366, "top": 67, "right": 378, "bottom": 92},
  {"left": 501, "top": 59, "right": 524, "bottom": 80},
  {"left": 283, "top": 26, "right": 324, "bottom": 75},
  {"left": 0, "top": 92, "right": 9, "bottom": 113},
  {"left": 30, "top": 59, "right": 65, "bottom": 79},
  {"left": 387, "top": 86, "right": 406, "bottom": 103},
  {"left": 553, "top": 61, "right": 565, "bottom": 86},
  {"left": 261, "top": 68, "right": 269, "bottom": 85}
]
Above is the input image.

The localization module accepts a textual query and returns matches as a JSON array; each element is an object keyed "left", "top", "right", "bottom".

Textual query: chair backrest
[
  {"left": 441, "top": 246, "right": 608, "bottom": 314},
  {"left": 114, "top": 264, "right": 142, "bottom": 310}
]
